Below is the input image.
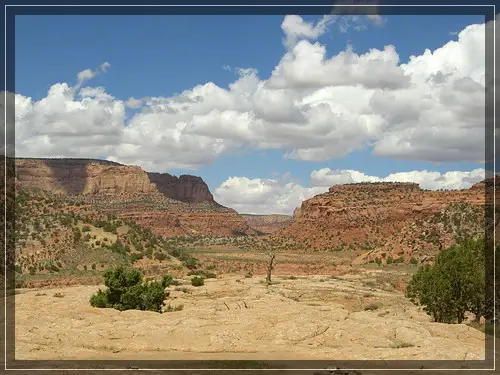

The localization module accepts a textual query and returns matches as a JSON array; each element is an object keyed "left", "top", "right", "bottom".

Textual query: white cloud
[
  {"left": 215, "top": 168, "right": 486, "bottom": 215},
  {"left": 267, "top": 43, "right": 409, "bottom": 90},
  {"left": 75, "top": 62, "right": 111, "bottom": 92},
  {"left": 12, "top": 15, "right": 493, "bottom": 170},
  {"left": 14, "top": 79, "right": 125, "bottom": 159},
  {"left": 311, "top": 168, "right": 486, "bottom": 190},
  {"left": 281, "top": 15, "right": 334, "bottom": 49},
  {"left": 213, "top": 175, "right": 328, "bottom": 215},
  {"left": 125, "top": 97, "right": 144, "bottom": 109}
]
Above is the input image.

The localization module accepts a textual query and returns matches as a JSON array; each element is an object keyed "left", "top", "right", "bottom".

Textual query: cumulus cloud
[
  {"left": 13, "top": 15, "right": 493, "bottom": 170},
  {"left": 215, "top": 168, "right": 487, "bottom": 215},
  {"left": 14, "top": 66, "right": 125, "bottom": 159},
  {"left": 213, "top": 175, "right": 328, "bottom": 215}
]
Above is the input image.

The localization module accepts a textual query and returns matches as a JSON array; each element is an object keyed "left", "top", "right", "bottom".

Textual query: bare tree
[{"left": 266, "top": 253, "right": 276, "bottom": 286}]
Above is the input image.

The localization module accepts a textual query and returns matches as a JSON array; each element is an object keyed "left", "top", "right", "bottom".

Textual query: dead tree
[{"left": 266, "top": 253, "right": 276, "bottom": 286}]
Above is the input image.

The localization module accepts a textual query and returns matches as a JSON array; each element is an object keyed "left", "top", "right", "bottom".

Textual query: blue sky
[{"left": 13, "top": 14, "right": 490, "bottom": 214}]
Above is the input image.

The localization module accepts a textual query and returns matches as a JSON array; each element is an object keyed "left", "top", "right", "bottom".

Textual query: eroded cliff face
[
  {"left": 15, "top": 158, "right": 159, "bottom": 196},
  {"left": 15, "top": 159, "right": 214, "bottom": 203},
  {"left": 14, "top": 158, "right": 252, "bottom": 237},
  {"left": 273, "top": 181, "right": 490, "bottom": 263},
  {"left": 147, "top": 172, "right": 213, "bottom": 203},
  {"left": 241, "top": 214, "right": 294, "bottom": 234}
]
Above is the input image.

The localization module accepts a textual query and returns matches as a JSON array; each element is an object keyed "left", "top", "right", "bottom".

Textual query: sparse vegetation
[
  {"left": 165, "top": 304, "right": 184, "bottom": 312},
  {"left": 187, "top": 270, "right": 216, "bottom": 279},
  {"left": 391, "top": 342, "right": 414, "bottom": 349},
  {"left": 14, "top": 188, "right": 201, "bottom": 280},
  {"left": 191, "top": 276, "right": 205, "bottom": 287}
]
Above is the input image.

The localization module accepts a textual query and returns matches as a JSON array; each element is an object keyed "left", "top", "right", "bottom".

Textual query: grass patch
[
  {"left": 165, "top": 304, "right": 184, "bottom": 312},
  {"left": 391, "top": 342, "right": 415, "bottom": 349}
]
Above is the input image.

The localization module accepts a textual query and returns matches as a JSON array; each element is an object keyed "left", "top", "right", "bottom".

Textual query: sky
[{"left": 10, "top": 12, "right": 494, "bottom": 215}]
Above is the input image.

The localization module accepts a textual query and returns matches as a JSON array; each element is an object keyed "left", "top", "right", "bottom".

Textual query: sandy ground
[{"left": 13, "top": 273, "right": 486, "bottom": 363}]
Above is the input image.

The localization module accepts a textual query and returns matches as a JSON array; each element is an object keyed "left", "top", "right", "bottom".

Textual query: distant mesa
[
  {"left": 241, "top": 214, "right": 294, "bottom": 234},
  {"left": 13, "top": 157, "right": 255, "bottom": 238},
  {"left": 14, "top": 157, "right": 214, "bottom": 203}
]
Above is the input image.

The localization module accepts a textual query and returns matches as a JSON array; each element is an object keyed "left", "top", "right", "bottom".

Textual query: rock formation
[
  {"left": 14, "top": 158, "right": 252, "bottom": 237},
  {"left": 272, "top": 181, "right": 494, "bottom": 264},
  {"left": 147, "top": 172, "right": 213, "bottom": 203},
  {"left": 15, "top": 158, "right": 213, "bottom": 203},
  {"left": 241, "top": 214, "right": 294, "bottom": 234}
]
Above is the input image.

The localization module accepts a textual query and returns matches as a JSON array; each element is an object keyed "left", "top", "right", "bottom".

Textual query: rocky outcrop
[
  {"left": 273, "top": 181, "right": 492, "bottom": 263},
  {"left": 241, "top": 214, "right": 294, "bottom": 234},
  {"left": 147, "top": 172, "right": 213, "bottom": 203}
]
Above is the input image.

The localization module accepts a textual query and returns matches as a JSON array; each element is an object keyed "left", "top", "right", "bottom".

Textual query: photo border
[{"left": 2, "top": 2, "right": 497, "bottom": 372}]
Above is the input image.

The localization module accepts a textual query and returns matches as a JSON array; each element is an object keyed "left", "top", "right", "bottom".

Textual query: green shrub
[
  {"left": 90, "top": 289, "right": 109, "bottom": 308},
  {"left": 386, "top": 256, "right": 393, "bottom": 264},
  {"left": 409, "top": 257, "right": 418, "bottom": 265},
  {"left": 182, "top": 256, "right": 199, "bottom": 270},
  {"left": 154, "top": 252, "right": 167, "bottom": 261},
  {"left": 89, "top": 266, "right": 166, "bottom": 313},
  {"left": 405, "top": 236, "right": 490, "bottom": 324},
  {"left": 130, "top": 253, "right": 144, "bottom": 263},
  {"left": 187, "top": 270, "right": 216, "bottom": 279},
  {"left": 191, "top": 276, "right": 205, "bottom": 287},
  {"left": 161, "top": 274, "right": 174, "bottom": 288}
]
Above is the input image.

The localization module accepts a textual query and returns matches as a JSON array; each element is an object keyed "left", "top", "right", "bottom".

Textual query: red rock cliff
[
  {"left": 147, "top": 172, "right": 213, "bottom": 203},
  {"left": 15, "top": 158, "right": 213, "bottom": 203},
  {"left": 14, "top": 158, "right": 252, "bottom": 237},
  {"left": 273, "top": 181, "right": 490, "bottom": 263}
]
